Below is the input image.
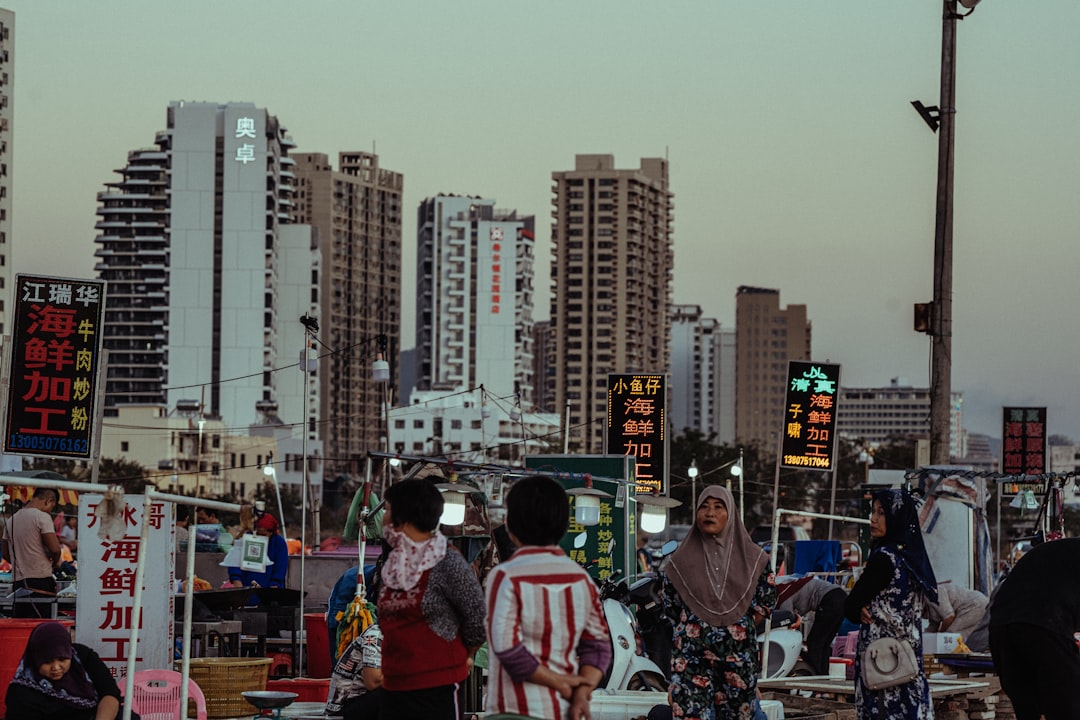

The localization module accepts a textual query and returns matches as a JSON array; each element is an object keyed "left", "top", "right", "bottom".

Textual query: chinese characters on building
[
  {"left": 4, "top": 275, "right": 105, "bottom": 458},
  {"left": 781, "top": 361, "right": 841, "bottom": 471},
  {"left": 1002, "top": 406, "right": 1047, "bottom": 475},
  {"left": 607, "top": 374, "right": 667, "bottom": 494},
  {"left": 234, "top": 116, "right": 258, "bottom": 164},
  {"left": 489, "top": 226, "right": 503, "bottom": 314},
  {"left": 75, "top": 495, "right": 174, "bottom": 678}
]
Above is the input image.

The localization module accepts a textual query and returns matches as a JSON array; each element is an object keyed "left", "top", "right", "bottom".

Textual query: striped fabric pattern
[{"left": 485, "top": 546, "right": 610, "bottom": 720}]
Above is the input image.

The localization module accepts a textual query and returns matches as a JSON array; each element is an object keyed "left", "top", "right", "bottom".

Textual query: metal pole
[
  {"left": 828, "top": 464, "right": 838, "bottom": 540},
  {"left": 563, "top": 398, "right": 571, "bottom": 454},
  {"left": 738, "top": 448, "right": 745, "bottom": 522},
  {"left": 930, "top": 0, "right": 958, "bottom": 465},
  {"left": 299, "top": 331, "right": 312, "bottom": 678}
]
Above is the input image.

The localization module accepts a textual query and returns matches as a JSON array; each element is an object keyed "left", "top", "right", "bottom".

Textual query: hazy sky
[{"left": 6, "top": 1, "right": 1080, "bottom": 441}]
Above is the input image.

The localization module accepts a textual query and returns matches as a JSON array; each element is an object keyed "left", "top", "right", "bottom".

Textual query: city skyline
[{"left": 6, "top": 1, "right": 1080, "bottom": 441}]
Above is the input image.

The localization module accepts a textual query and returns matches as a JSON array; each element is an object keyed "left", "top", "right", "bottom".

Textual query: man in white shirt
[{"left": 1, "top": 487, "right": 61, "bottom": 616}]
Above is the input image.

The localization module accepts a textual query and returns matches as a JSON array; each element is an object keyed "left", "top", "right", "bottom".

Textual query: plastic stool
[{"left": 267, "top": 652, "right": 292, "bottom": 676}]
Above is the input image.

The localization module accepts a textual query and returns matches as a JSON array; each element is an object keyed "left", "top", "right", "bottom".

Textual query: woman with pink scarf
[{"left": 376, "top": 478, "right": 486, "bottom": 720}]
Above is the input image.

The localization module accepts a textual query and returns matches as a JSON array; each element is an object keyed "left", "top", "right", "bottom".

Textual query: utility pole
[{"left": 929, "top": 1, "right": 959, "bottom": 465}]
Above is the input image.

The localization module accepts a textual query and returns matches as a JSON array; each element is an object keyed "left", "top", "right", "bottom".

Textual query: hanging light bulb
[
  {"left": 566, "top": 478, "right": 613, "bottom": 528},
  {"left": 574, "top": 494, "right": 601, "bottom": 526},
  {"left": 509, "top": 405, "right": 521, "bottom": 423},
  {"left": 436, "top": 479, "right": 476, "bottom": 526},
  {"left": 636, "top": 494, "right": 681, "bottom": 534},
  {"left": 640, "top": 504, "right": 666, "bottom": 533}
]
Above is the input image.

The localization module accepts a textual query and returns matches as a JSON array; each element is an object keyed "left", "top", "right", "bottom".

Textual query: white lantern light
[
  {"left": 436, "top": 482, "right": 477, "bottom": 526},
  {"left": 574, "top": 494, "right": 601, "bottom": 526},
  {"left": 636, "top": 494, "right": 681, "bottom": 534},
  {"left": 440, "top": 490, "right": 467, "bottom": 526},
  {"left": 640, "top": 504, "right": 667, "bottom": 534}
]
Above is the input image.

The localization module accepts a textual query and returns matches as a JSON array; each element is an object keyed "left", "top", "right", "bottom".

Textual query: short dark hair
[
  {"left": 506, "top": 475, "right": 569, "bottom": 547},
  {"left": 33, "top": 487, "right": 59, "bottom": 504},
  {"left": 384, "top": 478, "right": 444, "bottom": 533}
]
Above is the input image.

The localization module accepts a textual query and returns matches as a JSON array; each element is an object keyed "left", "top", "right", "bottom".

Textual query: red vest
[{"left": 378, "top": 569, "right": 469, "bottom": 691}]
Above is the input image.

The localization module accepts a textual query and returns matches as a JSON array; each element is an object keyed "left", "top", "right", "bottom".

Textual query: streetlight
[
  {"left": 914, "top": 0, "right": 980, "bottom": 464},
  {"left": 684, "top": 452, "right": 746, "bottom": 520},
  {"left": 687, "top": 459, "right": 699, "bottom": 509}
]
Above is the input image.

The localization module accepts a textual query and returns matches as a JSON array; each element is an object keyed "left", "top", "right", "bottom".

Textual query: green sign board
[{"left": 525, "top": 454, "right": 636, "bottom": 582}]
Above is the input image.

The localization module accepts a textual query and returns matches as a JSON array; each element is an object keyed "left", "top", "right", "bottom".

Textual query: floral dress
[
  {"left": 853, "top": 547, "right": 933, "bottom": 720},
  {"left": 662, "top": 567, "right": 776, "bottom": 720}
]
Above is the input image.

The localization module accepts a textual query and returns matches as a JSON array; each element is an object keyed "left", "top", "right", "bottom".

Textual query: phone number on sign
[{"left": 8, "top": 434, "right": 88, "bottom": 454}]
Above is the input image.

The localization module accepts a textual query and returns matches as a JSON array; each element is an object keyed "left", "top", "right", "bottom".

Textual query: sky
[{"left": 5, "top": 1, "right": 1080, "bottom": 442}]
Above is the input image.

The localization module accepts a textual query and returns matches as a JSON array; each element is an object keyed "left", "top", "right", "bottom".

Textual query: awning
[{"left": 1, "top": 470, "right": 81, "bottom": 506}]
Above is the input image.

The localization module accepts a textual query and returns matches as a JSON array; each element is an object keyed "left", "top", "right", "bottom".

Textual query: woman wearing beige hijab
[{"left": 662, "top": 485, "right": 776, "bottom": 720}]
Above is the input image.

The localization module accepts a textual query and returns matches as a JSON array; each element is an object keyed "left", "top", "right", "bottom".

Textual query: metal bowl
[{"left": 242, "top": 691, "right": 299, "bottom": 710}]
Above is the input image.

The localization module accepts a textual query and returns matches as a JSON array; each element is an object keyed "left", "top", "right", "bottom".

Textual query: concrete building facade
[
  {"left": 413, "top": 195, "right": 535, "bottom": 402},
  {"left": 0, "top": 9, "right": 12, "bottom": 335},
  {"left": 93, "top": 101, "right": 322, "bottom": 497},
  {"left": 549, "top": 154, "right": 674, "bottom": 453},
  {"left": 291, "top": 151, "right": 403, "bottom": 479},
  {"left": 396, "top": 194, "right": 557, "bottom": 462},
  {"left": 670, "top": 304, "right": 735, "bottom": 445},
  {"left": 735, "top": 286, "right": 811, "bottom": 449},
  {"left": 836, "top": 377, "right": 964, "bottom": 459}
]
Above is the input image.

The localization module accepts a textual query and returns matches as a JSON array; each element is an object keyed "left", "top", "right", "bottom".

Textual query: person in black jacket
[
  {"left": 990, "top": 537, "right": 1080, "bottom": 720},
  {"left": 5, "top": 621, "right": 123, "bottom": 720}
]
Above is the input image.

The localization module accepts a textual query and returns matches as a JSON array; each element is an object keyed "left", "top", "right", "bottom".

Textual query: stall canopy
[{"left": 1, "top": 470, "right": 81, "bottom": 506}]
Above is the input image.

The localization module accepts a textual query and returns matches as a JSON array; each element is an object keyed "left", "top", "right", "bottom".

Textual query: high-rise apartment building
[
  {"left": 291, "top": 152, "right": 403, "bottom": 479},
  {"left": 94, "top": 102, "right": 320, "bottom": 494},
  {"left": 0, "top": 9, "right": 11, "bottom": 336},
  {"left": 550, "top": 155, "right": 674, "bottom": 453},
  {"left": 413, "top": 195, "right": 535, "bottom": 402},
  {"left": 531, "top": 320, "right": 552, "bottom": 412},
  {"left": 735, "top": 286, "right": 811, "bottom": 450},
  {"left": 670, "top": 304, "right": 735, "bottom": 444},
  {"left": 396, "top": 195, "right": 555, "bottom": 462}
]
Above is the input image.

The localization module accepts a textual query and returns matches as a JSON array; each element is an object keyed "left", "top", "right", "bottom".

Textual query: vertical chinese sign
[
  {"left": 1001, "top": 407, "right": 1047, "bottom": 475},
  {"left": 606, "top": 374, "right": 667, "bottom": 495},
  {"left": 76, "top": 494, "right": 174, "bottom": 679},
  {"left": 780, "top": 361, "right": 841, "bottom": 471},
  {"left": 4, "top": 274, "right": 106, "bottom": 458}
]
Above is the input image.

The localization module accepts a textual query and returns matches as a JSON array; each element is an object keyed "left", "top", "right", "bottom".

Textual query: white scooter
[
  {"left": 600, "top": 573, "right": 669, "bottom": 691},
  {"left": 758, "top": 610, "right": 811, "bottom": 679},
  {"left": 574, "top": 533, "right": 668, "bottom": 692}
]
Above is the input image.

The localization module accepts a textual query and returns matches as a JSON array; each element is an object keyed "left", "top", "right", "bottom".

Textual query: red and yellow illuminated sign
[
  {"left": 781, "top": 361, "right": 841, "bottom": 471},
  {"left": 5, "top": 274, "right": 106, "bottom": 459},
  {"left": 607, "top": 374, "right": 667, "bottom": 494}
]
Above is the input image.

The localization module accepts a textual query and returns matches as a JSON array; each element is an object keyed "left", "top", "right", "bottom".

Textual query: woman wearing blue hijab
[{"left": 844, "top": 488, "right": 938, "bottom": 720}]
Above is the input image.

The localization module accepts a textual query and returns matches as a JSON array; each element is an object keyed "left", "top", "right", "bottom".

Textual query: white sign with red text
[{"left": 75, "top": 494, "right": 175, "bottom": 679}]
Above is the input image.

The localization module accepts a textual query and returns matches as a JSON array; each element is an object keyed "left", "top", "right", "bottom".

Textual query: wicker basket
[{"left": 181, "top": 657, "right": 272, "bottom": 718}]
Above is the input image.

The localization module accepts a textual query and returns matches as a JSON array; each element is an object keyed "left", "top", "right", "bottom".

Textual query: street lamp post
[
  {"left": 685, "top": 454, "right": 745, "bottom": 519},
  {"left": 924, "top": 0, "right": 980, "bottom": 464},
  {"left": 687, "top": 460, "right": 699, "bottom": 510}
]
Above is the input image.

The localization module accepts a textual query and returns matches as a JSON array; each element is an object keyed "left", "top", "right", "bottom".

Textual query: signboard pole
[
  {"left": 89, "top": 348, "right": 110, "bottom": 484},
  {"left": 771, "top": 433, "right": 782, "bottom": 530},
  {"left": 827, "top": 465, "right": 838, "bottom": 540}
]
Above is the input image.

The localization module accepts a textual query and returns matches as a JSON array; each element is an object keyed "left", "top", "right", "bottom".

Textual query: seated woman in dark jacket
[{"left": 5, "top": 621, "right": 123, "bottom": 720}]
